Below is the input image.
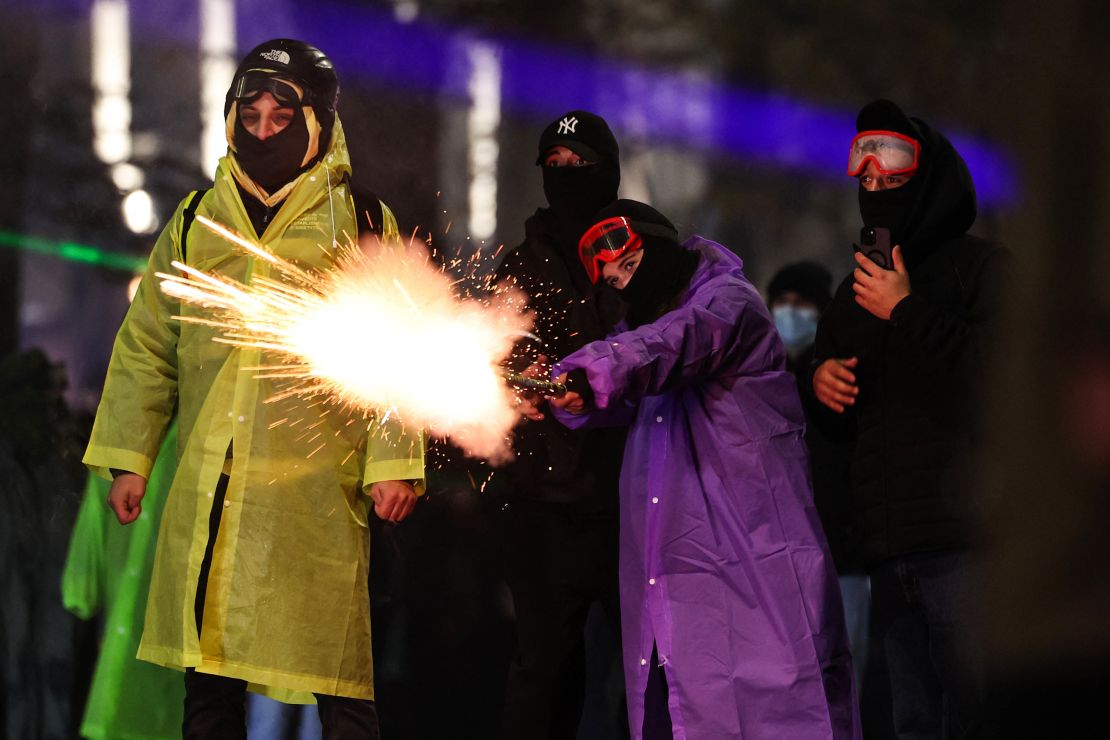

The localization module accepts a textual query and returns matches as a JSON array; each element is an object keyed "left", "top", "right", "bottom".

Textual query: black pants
[
  {"left": 184, "top": 475, "right": 380, "bottom": 739},
  {"left": 642, "top": 644, "right": 673, "bottom": 740},
  {"left": 870, "top": 551, "right": 983, "bottom": 740},
  {"left": 501, "top": 499, "right": 624, "bottom": 739}
]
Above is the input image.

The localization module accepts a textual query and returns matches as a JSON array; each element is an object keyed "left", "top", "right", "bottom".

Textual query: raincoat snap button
[
  {"left": 655, "top": 416, "right": 663, "bottom": 423},
  {"left": 223, "top": 500, "right": 231, "bottom": 508},
  {"left": 238, "top": 415, "right": 245, "bottom": 422},
  {"left": 640, "top": 658, "right": 647, "bottom": 666},
  {"left": 648, "top": 578, "right": 656, "bottom": 585},
  {"left": 652, "top": 497, "right": 659, "bottom": 504}
]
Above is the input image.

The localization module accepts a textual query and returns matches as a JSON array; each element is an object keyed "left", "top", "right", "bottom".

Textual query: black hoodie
[
  {"left": 810, "top": 114, "right": 1011, "bottom": 568},
  {"left": 493, "top": 208, "right": 627, "bottom": 507}
]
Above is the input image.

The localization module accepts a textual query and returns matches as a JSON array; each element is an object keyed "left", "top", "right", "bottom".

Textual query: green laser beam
[{"left": 0, "top": 229, "right": 146, "bottom": 272}]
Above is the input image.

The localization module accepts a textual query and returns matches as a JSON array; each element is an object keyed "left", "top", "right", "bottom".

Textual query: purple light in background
[{"left": 37, "top": 0, "right": 1019, "bottom": 205}]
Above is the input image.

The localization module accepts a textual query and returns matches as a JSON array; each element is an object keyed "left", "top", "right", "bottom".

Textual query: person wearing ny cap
[
  {"left": 548, "top": 200, "right": 860, "bottom": 740},
  {"left": 810, "top": 99, "right": 1011, "bottom": 738},
  {"left": 83, "top": 39, "right": 424, "bottom": 738},
  {"left": 492, "top": 111, "right": 628, "bottom": 738}
]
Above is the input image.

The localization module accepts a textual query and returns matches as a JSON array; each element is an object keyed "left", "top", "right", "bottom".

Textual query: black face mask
[
  {"left": 617, "top": 236, "right": 699, "bottom": 327},
  {"left": 234, "top": 107, "right": 310, "bottom": 193},
  {"left": 858, "top": 175, "right": 922, "bottom": 245},
  {"left": 542, "top": 162, "right": 620, "bottom": 223}
]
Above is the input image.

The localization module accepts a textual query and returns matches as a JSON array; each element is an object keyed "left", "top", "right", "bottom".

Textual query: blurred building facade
[{"left": 0, "top": 0, "right": 1015, "bottom": 411}]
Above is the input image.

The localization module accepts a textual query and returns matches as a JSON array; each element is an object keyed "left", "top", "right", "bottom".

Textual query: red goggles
[
  {"left": 578, "top": 217, "right": 644, "bottom": 284},
  {"left": 846, "top": 130, "right": 921, "bottom": 177}
]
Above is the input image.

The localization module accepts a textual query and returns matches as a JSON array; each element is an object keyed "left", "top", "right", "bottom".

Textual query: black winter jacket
[
  {"left": 811, "top": 118, "right": 1010, "bottom": 568},
  {"left": 493, "top": 208, "right": 626, "bottom": 508}
]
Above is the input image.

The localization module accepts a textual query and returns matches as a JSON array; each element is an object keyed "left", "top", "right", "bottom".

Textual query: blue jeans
[
  {"left": 839, "top": 574, "right": 872, "bottom": 686},
  {"left": 870, "top": 551, "right": 984, "bottom": 740}
]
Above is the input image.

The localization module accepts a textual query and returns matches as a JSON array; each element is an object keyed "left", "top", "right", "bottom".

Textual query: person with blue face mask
[
  {"left": 769, "top": 261, "right": 880, "bottom": 725},
  {"left": 774, "top": 301, "right": 821, "bottom": 352},
  {"left": 767, "top": 261, "right": 832, "bottom": 363}
]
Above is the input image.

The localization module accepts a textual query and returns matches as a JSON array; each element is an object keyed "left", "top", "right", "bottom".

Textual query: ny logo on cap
[
  {"left": 557, "top": 116, "right": 579, "bottom": 135},
  {"left": 260, "top": 49, "right": 291, "bottom": 65}
]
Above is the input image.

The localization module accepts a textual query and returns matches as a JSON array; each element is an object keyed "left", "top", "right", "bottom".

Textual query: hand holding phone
[{"left": 855, "top": 227, "right": 894, "bottom": 270}]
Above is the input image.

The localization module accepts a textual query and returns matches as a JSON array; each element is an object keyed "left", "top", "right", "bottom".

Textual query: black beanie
[{"left": 767, "top": 261, "right": 833, "bottom": 311}]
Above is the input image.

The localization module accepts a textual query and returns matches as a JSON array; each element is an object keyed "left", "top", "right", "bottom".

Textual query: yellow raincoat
[{"left": 84, "top": 116, "right": 424, "bottom": 702}]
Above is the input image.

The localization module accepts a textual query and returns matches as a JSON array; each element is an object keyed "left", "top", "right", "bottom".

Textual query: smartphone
[{"left": 857, "top": 226, "right": 894, "bottom": 270}]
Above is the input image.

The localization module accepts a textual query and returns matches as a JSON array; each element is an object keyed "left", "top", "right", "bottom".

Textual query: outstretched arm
[{"left": 553, "top": 276, "right": 758, "bottom": 411}]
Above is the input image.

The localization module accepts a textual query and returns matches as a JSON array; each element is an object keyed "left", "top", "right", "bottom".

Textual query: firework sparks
[{"left": 158, "top": 217, "right": 532, "bottom": 462}]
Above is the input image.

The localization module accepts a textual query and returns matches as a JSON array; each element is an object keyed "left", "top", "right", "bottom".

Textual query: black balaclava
[
  {"left": 855, "top": 99, "right": 977, "bottom": 267},
  {"left": 225, "top": 39, "right": 339, "bottom": 153},
  {"left": 225, "top": 39, "right": 339, "bottom": 196},
  {"left": 233, "top": 107, "right": 311, "bottom": 193},
  {"left": 856, "top": 99, "right": 925, "bottom": 243},
  {"left": 588, "top": 200, "right": 699, "bottom": 328},
  {"left": 537, "top": 110, "right": 621, "bottom": 238}
]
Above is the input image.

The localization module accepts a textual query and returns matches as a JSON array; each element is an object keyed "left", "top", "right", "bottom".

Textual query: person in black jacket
[
  {"left": 810, "top": 99, "right": 1009, "bottom": 739},
  {"left": 493, "top": 111, "right": 627, "bottom": 739},
  {"left": 767, "top": 262, "right": 863, "bottom": 577}
]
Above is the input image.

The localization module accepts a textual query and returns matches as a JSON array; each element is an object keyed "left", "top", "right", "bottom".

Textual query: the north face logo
[
  {"left": 556, "top": 116, "right": 578, "bottom": 135},
  {"left": 259, "top": 49, "right": 291, "bottom": 65}
]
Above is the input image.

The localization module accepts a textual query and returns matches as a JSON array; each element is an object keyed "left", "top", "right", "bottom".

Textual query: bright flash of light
[{"left": 158, "top": 217, "right": 532, "bottom": 463}]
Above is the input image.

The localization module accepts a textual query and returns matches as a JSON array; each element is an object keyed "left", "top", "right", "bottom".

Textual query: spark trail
[{"left": 158, "top": 216, "right": 532, "bottom": 462}]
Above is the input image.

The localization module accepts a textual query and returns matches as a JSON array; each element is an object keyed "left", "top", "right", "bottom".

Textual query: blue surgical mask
[{"left": 773, "top": 305, "right": 819, "bottom": 352}]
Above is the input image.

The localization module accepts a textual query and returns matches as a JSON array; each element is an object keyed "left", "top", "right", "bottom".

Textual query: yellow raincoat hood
[{"left": 84, "top": 114, "right": 422, "bottom": 702}]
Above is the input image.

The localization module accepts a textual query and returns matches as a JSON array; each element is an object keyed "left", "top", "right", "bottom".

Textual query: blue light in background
[
  {"left": 39, "top": 0, "right": 1020, "bottom": 205},
  {"left": 236, "top": 1, "right": 1017, "bottom": 205}
]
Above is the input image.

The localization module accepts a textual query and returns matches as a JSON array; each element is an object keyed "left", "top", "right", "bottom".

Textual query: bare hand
[
  {"left": 853, "top": 246, "right": 911, "bottom": 320},
  {"left": 369, "top": 479, "right": 417, "bottom": 523},
  {"left": 548, "top": 373, "right": 586, "bottom": 414},
  {"left": 107, "top": 472, "right": 148, "bottom": 525},
  {"left": 514, "top": 354, "right": 550, "bottom": 422},
  {"left": 813, "top": 357, "right": 860, "bottom": 413}
]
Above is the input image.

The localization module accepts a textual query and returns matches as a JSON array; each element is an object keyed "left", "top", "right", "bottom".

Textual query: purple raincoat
[{"left": 553, "top": 238, "right": 859, "bottom": 739}]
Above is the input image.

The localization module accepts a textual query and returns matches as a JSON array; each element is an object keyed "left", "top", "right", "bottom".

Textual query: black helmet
[{"left": 225, "top": 39, "right": 339, "bottom": 137}]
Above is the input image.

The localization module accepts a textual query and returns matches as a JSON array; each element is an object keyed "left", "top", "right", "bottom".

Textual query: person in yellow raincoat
[{"left": 83, "top": 39, "right": 425, "bottom": 739}]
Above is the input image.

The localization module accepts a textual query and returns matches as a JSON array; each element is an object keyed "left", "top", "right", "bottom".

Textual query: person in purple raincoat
[{"left": 548, "top": 200, "right": 860, "bottom": 740}]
